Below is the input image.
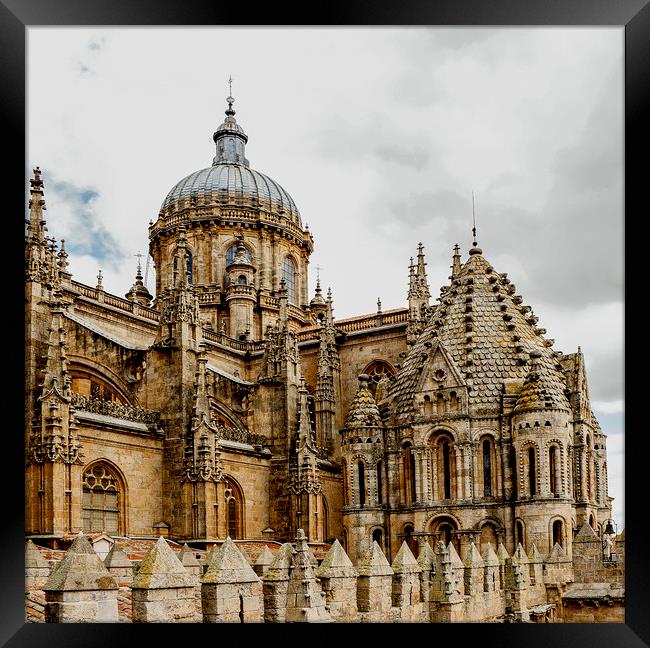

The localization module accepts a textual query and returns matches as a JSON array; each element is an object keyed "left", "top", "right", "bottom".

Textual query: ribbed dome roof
[
  {"left": 159, "top": 94, "right": 302, "bottom": 227},
  {"left": 161, "top": 164, "right": 301, "bottom": 226}
]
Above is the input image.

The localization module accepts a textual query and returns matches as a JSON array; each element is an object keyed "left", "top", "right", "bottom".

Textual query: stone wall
[{"left": 29, "top": 530, "right": 623, "bottom": 624}]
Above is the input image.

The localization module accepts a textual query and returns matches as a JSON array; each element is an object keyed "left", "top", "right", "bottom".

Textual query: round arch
[{"left": 68, "top": 357, "right": 141, "bottom": 407}]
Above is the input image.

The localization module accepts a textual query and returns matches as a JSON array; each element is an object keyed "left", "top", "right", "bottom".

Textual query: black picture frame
[{"left": 2, "top": 0, "right": 646, "bottom": 645}]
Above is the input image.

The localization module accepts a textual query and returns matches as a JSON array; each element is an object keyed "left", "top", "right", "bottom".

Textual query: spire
[
  {"left": 26, "top": 166, "right": 62, "bottom": 287},
  {"left": 342, "top": 374, "right": 383, "bottom": 429},
  {"left": 212, "top": 80, "right": 249, "bottom": 167},
  {"left": 469, "top": 191, "right": 482, "bottom": 256},
  {"left": 125, "top": 251, "right": 153, "bottom": 306},
  {"left": 27, "top": 166, "right": 46, "bottom": 242},
  {"left": 451, "top": 243, "right": 462, "bottom": 278}
]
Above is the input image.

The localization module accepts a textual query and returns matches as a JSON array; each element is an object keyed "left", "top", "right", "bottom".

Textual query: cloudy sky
[{"left": 27, "top": 27, "right": 624, "bottom": 528}]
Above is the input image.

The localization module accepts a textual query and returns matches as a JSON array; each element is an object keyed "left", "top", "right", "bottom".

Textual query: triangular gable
[{"left": 415, "top": 340, "right": 466, "bottom": 395}]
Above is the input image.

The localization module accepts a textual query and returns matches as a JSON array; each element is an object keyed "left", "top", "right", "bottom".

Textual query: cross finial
[
  {"left": 134, "top": 251, "right": 144, "bottom": 274},
  {"left": 453, "top": 243, "right": 460, "bottom": 255},
  {"left": 315, "top": 264, "right": 322, "bottom": 283},
  {"left": 229, "top": 75, "right": 233, "bottom": 96}
]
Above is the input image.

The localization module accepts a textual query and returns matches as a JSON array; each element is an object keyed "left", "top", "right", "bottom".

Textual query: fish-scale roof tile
[{"left": 389, "top": 250, "right": 570, "bottom": 420}]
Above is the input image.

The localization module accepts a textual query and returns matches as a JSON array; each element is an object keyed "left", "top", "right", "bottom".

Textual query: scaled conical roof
[
  {"left": 390, "top": 248, "right": 569, "bottom": 420},
  {"left": 343, "top": 374, "right": 383, "bottom": 429}
]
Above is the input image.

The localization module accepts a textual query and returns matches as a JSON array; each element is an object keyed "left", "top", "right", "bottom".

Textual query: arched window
[
  {"left": 404, "top": 524, "right": 419, "bottom": 558},
  {"left": 528, "top": 447, "right": 537, "bottom": 496},
  {"left": 224, "top": 478, "right": 243, "bottom": 539},
  {"left": 549, "top": 446, "right": 560, "bottom": 495},
  {"left": 372, "top": 528, "right": 383, "bottom": 548},
  {"left": 342, "top": 459, "right": 348, "bottom": 506},
  {"left": 483, "top": 439, "right": 493, "bottom": 497},
  {"left": 237, "top": 274, "right": 247, "bottom": 285},
  {"left": 449, "top": 391, "right": 459, "bottom": 412},
  {"left": 552, "top": 519, "right": 564, "bottom": 547},
  {"left": 282, "top": 257, "right": 297, "bottom": 304},
  {"left": 436, "top": 393, "right": 445, "bottom": 415},
  {"left": 479, "top": 522, "right": 498, "bottom": 551},
  {"left": 439, "top": 523, "right": 453, "bottom": 547},
  {"left": 403, "top": 444, "right": 416, "bottom": 504},
  {"left": 515, "top": 519, "right": 525, "bottom": 548},
  {"left": 376, "top": 460, "right": 384, "bottom": 505},
  {"left": 82, "top": 463, "right": 123, "bottom": 534},
  {"left": 321, "top": 496, "right": 329, "bottom": 542},
  {"left": 358, "top": 461, "right": 366, "bottom": 508},
  {"left": 362, "top": 360, "right": 396, "bottom": 400},
  {"left": 441, "top": 439, "right": 452, "bottom": 499},
  {"left": 589, "top": 513, "right": 595, "bottom": 529}
]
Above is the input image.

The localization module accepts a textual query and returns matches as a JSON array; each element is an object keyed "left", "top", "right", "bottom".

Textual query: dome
[
  {"left": 159, "top": 94, "right": 302, "bottom": 227},
  {"left": 161, "top": 164, "right": 301, "bottom": 226}
]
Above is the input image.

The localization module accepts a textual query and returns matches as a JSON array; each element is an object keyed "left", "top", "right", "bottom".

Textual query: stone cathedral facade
[{"left": 25, "top": 97, "right": 620, "bottom": 620}]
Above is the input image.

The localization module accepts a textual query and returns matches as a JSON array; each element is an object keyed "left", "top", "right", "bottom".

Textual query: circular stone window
[{"left": 433, "top": 368, "right": 447, "bottom": 381}]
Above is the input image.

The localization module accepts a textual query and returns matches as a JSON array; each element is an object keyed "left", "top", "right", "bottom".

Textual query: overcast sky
[{"left": 27, "top": 27, "right": 624, "bottom": 529}]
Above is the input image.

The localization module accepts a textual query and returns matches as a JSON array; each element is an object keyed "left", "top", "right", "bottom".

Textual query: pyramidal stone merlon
[
  {"left": 202, "top": 536, "right": 259, "bottom": 583},
  {"left": 132, "top": 537, "right": 195, "bottom": 589},
  {"left": 44, "top": 533, "right": 117, "bottom": 592}
]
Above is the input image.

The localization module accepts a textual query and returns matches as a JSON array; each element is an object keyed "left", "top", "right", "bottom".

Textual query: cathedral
[{"left": 24, "top": 94, "right": 623, "bottom": 622}]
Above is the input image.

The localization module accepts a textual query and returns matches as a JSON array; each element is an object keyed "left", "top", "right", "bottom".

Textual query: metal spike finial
[
  {"left": 472, "top": 191, "right": 477, "bottom": 247},
  {"left": 226, "top": 75, "right": 235, "bottom": 115}
]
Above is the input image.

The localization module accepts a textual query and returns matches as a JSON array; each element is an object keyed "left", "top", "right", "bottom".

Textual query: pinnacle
[
  {"left": 131, "top": 537, "right": 195, "bottom": 589},
  {"left": 103, "top": 543, "right": 132, "bottom": 569},
  {"left": 177, "top": 543, "right": 200, "bottom": 567},
  {"left": 463, "top": 542, "right": 484, "bottom": 568},
  {"left": 202, "top": 537, "right": 259, "bottom": 584},
  {"left": 316, "top": 540, "right": 357, "bottom": 578},
  {"left": 481, "top": 542, "right": 500, "bottom": 566},
  {"left": 25, "top": 540, "right": 49, "bottom": 569},
  {"left": 356, "top": 541, "right": 393, "bottom": 577},
  {"left": 417, "top": 542, "right": 435, "bottom": 571},
  {"left": 44, "top": 533, "right": 117, "bottom": 592},
  {"left": 391, "top": 541, "right": 421, "bottom": 574}
]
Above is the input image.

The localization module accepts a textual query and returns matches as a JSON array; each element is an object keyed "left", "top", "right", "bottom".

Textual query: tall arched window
[
  {"left": 515, "top": 519, "right": 525, "bottom": 548},
  {"left": 376, "top": 460, "right": 384, "bottom": 505},
  {"left": 282, "top": 257, "right": 297, "bottom": 304},
  {"left": 358, "top": 461, "right": 366, "bottom": 508},
  {"left": 372, "top": 528, "right": 383, "bottom": 549},
  {"left": 483, "top": 439, "right": 493, "bottom": 497},
  {"left": 552, "top": 519, "right": 564, "bottom": 547},
  {"left": 224, "top": 478, "right": 243, "bottom": 539},
  {"left": 321, "top": 496, "right": 329, "bottom": 542},
  {"left": 549, "top": 446, "right": 560, "bottom": 495},
  {"left": 528, "top": 447, "right": 537, "bottom": 496},
  {"left": 342, "top": 459, "right": 348, "bottom": 506},
  {"left": 82, "top": 463, "right": 122, "bottom": 534},
  {"left": 403, "top": 444, "right": 416, "bottom": 504},
  {"left": 441, "top": 439, "right": 451, "bottom": 499}
]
